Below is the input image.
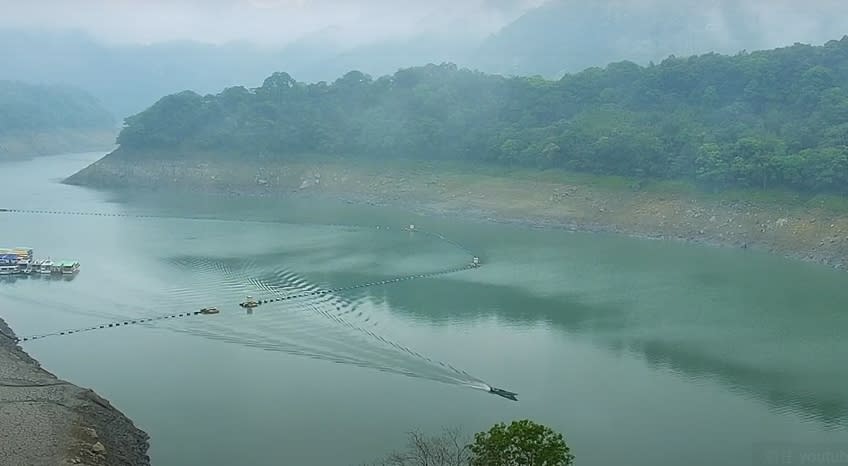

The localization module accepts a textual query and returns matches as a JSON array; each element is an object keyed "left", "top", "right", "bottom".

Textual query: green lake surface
[{"left": 1, "top": 152, "right": 847, "bottom": 465}]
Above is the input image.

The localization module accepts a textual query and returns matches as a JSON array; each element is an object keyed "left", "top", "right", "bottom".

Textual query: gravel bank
[{"left": 0, "top": 317, "right": 149, "bottom": 466}]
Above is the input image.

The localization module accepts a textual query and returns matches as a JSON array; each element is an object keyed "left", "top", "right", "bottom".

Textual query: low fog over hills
[
  {"left": 1, "top": 0, "right": 845, "bottom": 118},
  {"left": 475, "top": 0, "right": 848, "bottom": 77}
]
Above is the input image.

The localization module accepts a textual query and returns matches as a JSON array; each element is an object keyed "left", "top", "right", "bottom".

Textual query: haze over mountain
[
  {"left": 0, "top": 80, "right": 116, "bottom": 158},
  {"left": 475, "top": 0, "right": 848, "bottom": 77},
  {"left": 1, "top": 0, "right": 845, "bottom": 118}
]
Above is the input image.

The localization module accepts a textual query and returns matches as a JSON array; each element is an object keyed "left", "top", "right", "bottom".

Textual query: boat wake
[
  {"left": 3, "top": 218, "right": 515, "bottom": 399},
  {"left": 160, "top": 254, "right": 492, "bottom": 392}
]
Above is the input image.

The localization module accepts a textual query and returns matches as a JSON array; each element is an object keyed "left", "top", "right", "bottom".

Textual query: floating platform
[{"left": 0, "top": 248, "right": 79, "bottom": 277}]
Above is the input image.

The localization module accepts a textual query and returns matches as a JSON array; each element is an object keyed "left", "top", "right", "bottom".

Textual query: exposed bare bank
[{"left": 66, "top": 153, "right": 848, "bottom": 270}]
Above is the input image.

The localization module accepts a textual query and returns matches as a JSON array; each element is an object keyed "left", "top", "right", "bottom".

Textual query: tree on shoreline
[
  {"left": 373, "top": 420, "right": 573, "bottom": 466},
  {"left": 471, "top": 420, "right": 574, "bottom": 466},
  {"left": 375, "top": 427, "right": 471, "bottom": 466}
]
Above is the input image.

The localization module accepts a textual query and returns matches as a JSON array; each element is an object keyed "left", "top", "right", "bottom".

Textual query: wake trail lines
[
  {"left": 4, "top": 207, "right": 506, "bottom": 396},
  {"left": 234, "top": 265, "right": 484, "bottom": 385},
  {"left": 163, "top": 255, "right": 483, "bottom": 387}
]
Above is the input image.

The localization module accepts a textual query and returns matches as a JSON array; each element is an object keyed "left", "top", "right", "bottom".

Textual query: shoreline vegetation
[
  {"left": 67, "top": 152, "right": 848, "bottom": 270},
  {"left": 0, "top": 317, "right": 150, "bottom": 465},
  {"left": 113, "top": 38, "right": 848, "bottom": 197}
]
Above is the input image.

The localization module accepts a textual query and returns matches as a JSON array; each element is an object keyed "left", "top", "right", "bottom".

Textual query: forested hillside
[
  {"left": 0, "top": 80, "right": 116, "bottom": 157},
  {"left": 117, "top": 37, "right": 848, "bottom": 194},
  {"left": 0, "top": 81, "right": 114, "bottom": 135}
]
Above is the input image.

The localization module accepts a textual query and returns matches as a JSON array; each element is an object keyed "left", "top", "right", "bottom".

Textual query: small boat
[
  {"left": 0, "top": 264, "right": 18, "bottom": 275},
  {"left": 13, "top": 248, "right": 33, "bottom": 261},
  {"left": 39, "top": 260, "right": 53, "bottom": 274},
  {"left": 488, "top": 386, "right": 519, "bottom": 401},
  {"left": 199, "top": 307, "right": 219, "bottom": 315},
  {"left": 239, "top": 296, "right": 259, "bottom": 308},
  {"left": 59, "top": 261, "right": 80, "bottom": 274},
  {"left": 0, "top": 253, "right": 18, "bottom": 270},
  {"left": 17, "top": 260, "right": 33, "bottom": 274}
]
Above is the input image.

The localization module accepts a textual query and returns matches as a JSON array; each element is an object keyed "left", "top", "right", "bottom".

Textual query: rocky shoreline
[
  {"left": 0, "top": 317, "right": 149, "bottom": 466},
  {"left": 66, "top": 153, "right": 848, "bottom": 271}
]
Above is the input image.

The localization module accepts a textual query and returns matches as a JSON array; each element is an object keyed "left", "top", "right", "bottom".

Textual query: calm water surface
[{"left": 1, "top": 153, "right": 847, "bottom": 466}]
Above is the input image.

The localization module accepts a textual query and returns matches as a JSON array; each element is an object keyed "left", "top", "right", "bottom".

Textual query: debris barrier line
[
  {"left": 16, "top": 311, "right": 207, "bottom": 342},
  {"left": 0, "top": 208, "right": 483, "bottom": 264},
  {"left": 3, "top": 208, "right": 519, "bottom": 400},
  {"left": 4, "top": 208, "right": 483, "bottom": 343},
  {"left": 15, "top": 261, "right": 477, "bottom": 343}
]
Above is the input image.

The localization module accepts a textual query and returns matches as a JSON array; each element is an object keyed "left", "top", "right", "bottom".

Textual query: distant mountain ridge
[
  {"left": 0, "top": 80, "right": 113, "bottom": 133},
  {"left": 3, "top": 2, "right": 846, "bottom": 118},
  {"left": 0, "top": 29, "right": 474, "bottom": 119},
  {"left": 0, "top": 29, "right": 289, "bottom": 119},
  {"left": 473, "top": 0, "right": 848, "bottom": 77},
  {"left": 0, "top": 80, "right": 116, "bottom": 158}
]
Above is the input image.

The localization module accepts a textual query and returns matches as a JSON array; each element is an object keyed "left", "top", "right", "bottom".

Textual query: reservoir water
[{"left": 1, "top": 152, "right": 847, "bottom": 466}]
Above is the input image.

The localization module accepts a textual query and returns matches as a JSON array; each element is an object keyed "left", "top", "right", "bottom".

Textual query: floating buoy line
[{"left": 0, "top": 207, "right": 516, "bottom": 400}]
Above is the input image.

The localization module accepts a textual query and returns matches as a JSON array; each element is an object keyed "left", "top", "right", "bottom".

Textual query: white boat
[
  {"left": 39, "top": 260, "right": 54, "bottom": 274},
  {"left": 0, "top": 264, "right": 18, "bottom": 275},
  {"left": 59, "top": 261, "right": 80, "bottom": 274},
  {"left": 17, "top": 260, "right": 33, "bottom": 274}
]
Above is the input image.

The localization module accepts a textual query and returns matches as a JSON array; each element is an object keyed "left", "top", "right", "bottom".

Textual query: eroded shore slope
[
  {"left": 0, "top": 318, "right": 149, "bottom": 466},
  {"left": 67, "top": 154, "right": 848, "bottom": 270}
]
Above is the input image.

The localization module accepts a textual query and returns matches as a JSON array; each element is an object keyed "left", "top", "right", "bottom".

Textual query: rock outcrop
[{"left": 0, "top": 318, "right": 150, "bottom": 466}]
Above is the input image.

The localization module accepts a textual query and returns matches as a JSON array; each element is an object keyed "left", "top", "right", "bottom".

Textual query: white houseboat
[
  {"left": 39, "top": 260, "right": 54, "bottom": 274},
  {"left": 59, "top": 261, "right": 80, "bottom": 274}
]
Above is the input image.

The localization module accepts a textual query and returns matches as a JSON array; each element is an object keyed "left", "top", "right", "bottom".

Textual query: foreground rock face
[{"left": 0, "top": 318, "right": 150, "bottom": 466}]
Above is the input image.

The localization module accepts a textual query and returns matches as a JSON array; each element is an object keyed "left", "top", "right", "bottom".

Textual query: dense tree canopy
[
  {"left": 118, "top": 37, "right": 848, "bottom": 194},
  {"left": 0, "top": 81, "right": 114, "bottom": 136},
  {"left": 374, "top": 421, "right": 572, "bottom": 466},
  {"left": 470, "top": 420, "right": 574, "bottom": 466}
]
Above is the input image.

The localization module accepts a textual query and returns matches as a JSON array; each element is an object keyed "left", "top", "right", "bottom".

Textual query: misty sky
[
  {"left": 0, "top": 0, "right": 543, "bottom": 46},
  {"left": 2, "top": 0, "right": 844, "bottom": 56}
]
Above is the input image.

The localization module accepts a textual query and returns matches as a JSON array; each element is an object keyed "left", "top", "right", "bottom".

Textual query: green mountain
[
  {"left": 111, "top": 37, "right": 848, "bottom": 194},
  {"left": 0, "top": 80, "right": 116, "bottom": 158},
  {"left": 0, "top": 80, "right": 114, "bottom": 134}
]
